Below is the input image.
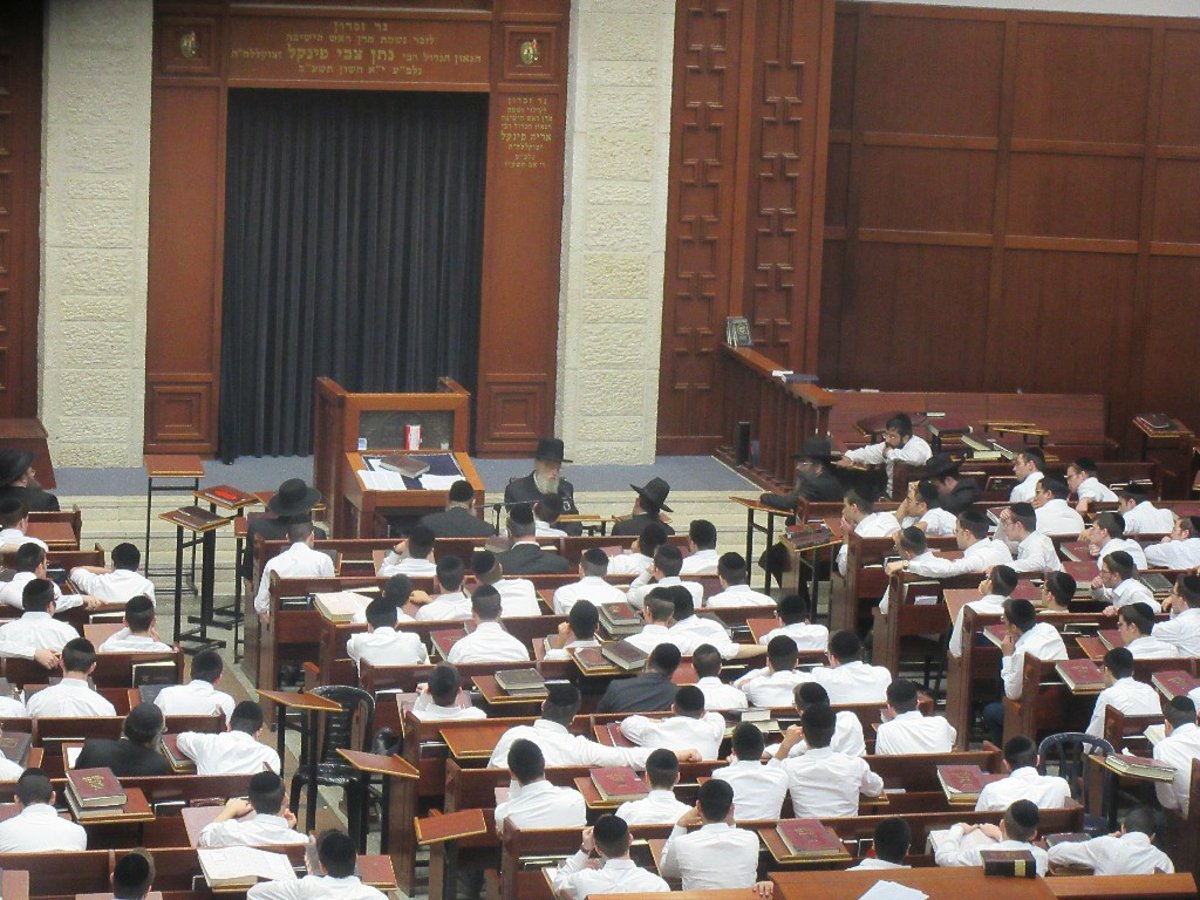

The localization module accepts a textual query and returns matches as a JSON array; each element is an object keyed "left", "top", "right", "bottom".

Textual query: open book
[{"left": 197, "top": 846, "right": 298, "bottom": 888}]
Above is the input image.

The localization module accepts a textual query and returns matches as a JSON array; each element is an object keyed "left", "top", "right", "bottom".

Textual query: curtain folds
[{"left": 219, "top": 89, "right": 488, "bottom": 461}]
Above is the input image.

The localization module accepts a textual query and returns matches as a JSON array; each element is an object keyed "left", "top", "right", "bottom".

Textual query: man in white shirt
[
  {"left": 446, "top": 586, "right": 531, "bottom": 664},
  {"left": 0, "top": 499, "right": 48, "bottom": 553},
  {"left": 534, "top": 494, "right": 569, "bottom": 538},
  {"left": 935, "top": 800, "right": 1048, "bottom": 875},
  {"left": 26, "top": 638, "right": 117, "bottom": 718},
  {"left": 347, "top": 596, "right": 428, "bottom": 669},
  {"left": 1085, "top": 647, "right": 1163, "bottom": 739},
  {"left": 847, "top": 818, "right": 911, "bottom": 871},
  {"left": 623, "top": 590, "right": 675, "bottom": 655},
  {"left": 1032, "top": 476, "right": 1086, "bottom": 536},
  {"left": 890, "top": 510, "right": 1013, "bottom": 580},
  {"left": 1088, "top": 512, "right": 1149, "bottom": 570},
  {"left": 620, "top": 685, "right": 726, "bottom": 760},
  {"left": 1040, "top": 571, "right": 1077, "bottom": 613},
  {"left": 836, "top": 413, "right": 931, "bottom": 496},
  {"left": 413, "top": 555, "right": 472, "bottom": 621},
  {"left": 875, "top": 679, "right": 956, "bottom": 754},
  {"left": 70, "top": 541, "right": 156, "bottom": 606},
  {"left": 553, "top": 548, "right": 627, "bottom": 615},
  {"left": 0, "top": 577, "right": 80, "bottom": 667},
  {"left": 543, "top": 600, "right": 602, "bottom": 661},
  {"left": 554, "top": 816, "right": 670, "bottom": 900},
  {"left": 176, "top": 700, "right": 282, "bottom": 775},
  {"left": 711, "top": 723, "right": 789, "bottom": 820},
  {"left": 770, "top": 682, "right": 866, "bottom": 758},
  {"left": 0, "top": 769, "right": 86, "bottom": 851},
  {"left": 734, "top": 635, "right": 807, "bottom": 707},
  {"left": 627, "top": 544, "right": 704, "bottom": 611},
  {"left": 246, "top": 829, "right": 388, "bottom": 900},
  {"left": 974, "top": 736, "right": 1072, "bottom": 812},
  {"left": 0, "top": 542, "right": 94, "bottom": 613},
  {"left": 982, "top": 598, "right": 1069, "bottom": 745},
  {"left": 1000, "top": 503, "right": 1062, "bottom": 575},
  {"left": 614, "top": 749, "right": 691, "bottom": 824},
  {"left": 1155, "top": 574, "right": 1200, "bottom": 656},
  {"left": 659, "top": 779, "right": 761, "bottom": 891},
  {"left": 1117, "top": 484, "right": 1175, "bottom": 535},
  {"left": 948, "top": 564, "right": 1018, "bottom": 659},
  {"left": 350, "top": 574, "right": 421, "bottom": 627},
  {"left": 692, "top": 643, "right": 748, "bottom": 711},
  {"left": 98, "top": 595, "right": 173, "bottom": 653},
  {"left": 198, "top": 771, "right": 306, "bottom": 847},
  {"left": 770, "top": 704, "right": 884, "bottom": 817},
  {"left": 705, "top": 552, "right": 774, "bottom": 608},
  {"left": 1092, "top": 550, "right": 1159, "bottom": 614},
  {"left": 1068, "top": 457, "right": 1118, "bottom": 513},
  {"left": 154, "top": 649, "right": 236, "bottom": 722},
  {"left": 377, "top": 524, "right": 438, "bottom": 578},
  {"left": 680, "top": 519, "right": 720, "bottom": 577},
  {"left": 1147, "top": 516, "right": 1200, "bottom": 571},
  {"left": 1117, "top": 603, "right": 1179, "bottom": 658},
  {"left": 494, "top": 739, "right": 586, "bottom": 831},
  {"left": 409, "top": 663, "right": 486, "bottom": 721},
  {"left": 254, "top": 521, "right": 334, "bottom": 617},
  {"left": 893, "top": 479, "right": 957, "bottom": 536},
  {"left": 757, "top": 592, "right": 828, "bottom": 650},
  {"left": 1048, "top": 806, "right": 1174, "bottom": 875},
  {"left": 798, "top": 630, "right": 892, "bottom": 704},
  {"left": 605, "top": 522, "right": 669, "bottom": 578},
  {"left": 1008, "top": 448, "right": 1046, "bottom": 503},
  {"left": 836, "top": 489, "right": 901, "bottom": 576},
  {"left": 664, "top": 588, "right": 739, "bottom": 659},
  {"left": 472, "top": 549, "right": 542, "bottom": 618},
  {"left": 878, "top": 526, "right": 937, "bottom": 616},
  {"left": 1153, "top": 697, "right": 1200, "bottom": 816}
]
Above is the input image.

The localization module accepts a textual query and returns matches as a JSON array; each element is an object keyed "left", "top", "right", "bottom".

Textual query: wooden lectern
[{"left": 313, "top": 377, "right": 486, "bottom": 537}]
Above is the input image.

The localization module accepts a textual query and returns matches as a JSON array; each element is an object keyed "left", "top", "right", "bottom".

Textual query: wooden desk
[
  {"left": 440, "top": 722, "right": 512, "bottom": 760},
  {"left": 340, "top": 450, "right": 485, "bottom": 538},
  {"left": 26, "top": 521, "right": 77, "bottom": 550},
  {"left": 1049, "top": 873, "right": 1197, "bottom": 899},
  {"left": 180, "top": 804, "right": 222, "bottom": 846},
  {"left": 1, "top": 869, "right": 28, "bottom": 900},
  {"left": 771, "top": 867, "right": 1055, "bottom": 899}
]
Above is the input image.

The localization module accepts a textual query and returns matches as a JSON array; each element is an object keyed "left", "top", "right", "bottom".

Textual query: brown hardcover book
[
  {"left": 597, "top": 723, "right": 636, "bottom": 748},
  {"left": 160, "top": 734, "right": 196, "bottom": 773},
  {"left": 1075, "top": 636, "right": 1106, "bottom": 662},
  {"left": 1097, "top": 629, "right": 1125, "bottom": 650},
  {"left": 1105, "top": 752, "right": 1176, "bottom": 782},
  {"left": 1045, "top": 832, "right": 1089, "bottom": 847},
  {"left": 980, "top": 848, "right": 1038, "bottom": 877},
  {"left": 1060, "top": 541, "right": 1094, "bottom": 562},
  {"left": 775, "top": 818, "right": 846, "bottom": 858},
  {"left": 983, "top": 624, "right": 1008, "bottom": 648},
  {"left": 1137, "top": 413, "right": 1177, "bottom": 431},
  {"left": 169, "top": 505, "right": 225, "bottom": 530},
  {"left": 785, "top": 522, "right": 835, "bottom": 550},
  {"left": 572, "top": 646, "right": 615, "bottom": 675},
  {"left": 378, "top": 454, "right": 430, "bottom": 478},
  {"left": 600, "top": 640, "right": 648, "bottom": 672},
  {"left": 1142, "top": 572, "right": 1174, "bottom": 595},
  {"left": 591, "top": 766, "right": 647, "bottom": 802},
  {"left": 66, "top": 767, "right": 126, "bottom": 808},
  {"left": 598, "top": 602, "right": 641, "bottom": 636},
  {"left": 0, "top": 732, "right": 31, "bottom": 766},
  {"left": 414, "top": 808, "right": 488, "bottom": 844},
  {"left": 1056, "top": 658, "right": 1105, "bottom": 692},
  {"left": 430, "top": 628, "right": 468, "bottom": 660},
  {"left": 493, "top": 669, "right": 546, "bottom": 695},
  {"left": 1152, "top": 669, "right": 1200, "bottom": 700}
]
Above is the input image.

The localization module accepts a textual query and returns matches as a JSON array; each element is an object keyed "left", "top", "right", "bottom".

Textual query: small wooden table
[
  {"left": 336, "top": 749, "right": 418, "bottom": 854},
  {"left": 159, "top": 506, "right": 229, "bottom": 652},
  {"left": 143, "top": 454, "right": 205, "bottom": 579}
]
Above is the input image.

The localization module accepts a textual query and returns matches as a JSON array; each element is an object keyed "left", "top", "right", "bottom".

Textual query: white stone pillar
[
  {"left": 557, "top": 0, "right": 675, "bottom": 464},
  {"left": 40, "top": 0, "right": 152, "bottom": 467}
]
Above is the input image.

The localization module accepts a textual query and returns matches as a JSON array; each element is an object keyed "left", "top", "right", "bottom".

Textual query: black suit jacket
[
  {"left": 418, "top": 506, "right": 496, "bottom": 538},
  {"left": 0, "top": 485, "right": 59, "bottom": 513},
  {"left": 240, "top": 513, "right": 328, "bottom": 579},
  {"left": 611, "top": 513, "right": 675, "bottom": 538},
  {"left": 596, "top": 672, "right": 678, "bottom": 714},
  {"left": 760, "top": 470, "right": 844, "bottom": 509},
  {"left": 75, "top": 737, "right": 172, "bottom": 777},
  {"left": 494, "top": 541, "right": 571, "bottom": 575},
  {"left": 941, "top": 478, "right": 983, "bottom": 514}
]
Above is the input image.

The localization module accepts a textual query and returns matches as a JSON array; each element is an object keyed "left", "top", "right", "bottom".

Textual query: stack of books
[
  {"left": 65, "top": 767, "right": 127, "bottom": 820},
  {"left": 312, "top": 591, "right": 374, "bottom": 623},
  {"left": 598, "top": 602, "right": 641, "bottom": 637},
  {"left": 785, "top": 522, "right": 836, "bottom": 550},
  {"left": 160, "top": 734, "right": 196, "bottom": 773},
  {"left": 494, "top": 669, "right": 547, "bottom": 696}
]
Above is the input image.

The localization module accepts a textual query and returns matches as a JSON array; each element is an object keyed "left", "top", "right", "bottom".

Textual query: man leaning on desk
[
  {"left": 760, "top": 437, "right": 843, "bottom": 510},
  {"left": 504, "top": 437, "right": 582, "bottom": 535}
]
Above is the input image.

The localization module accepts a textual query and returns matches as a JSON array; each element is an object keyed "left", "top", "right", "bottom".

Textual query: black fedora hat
[
  {"left": 535, "top": 437, "right": 571, "bottom": 465},
  {"left": 631, "top": 477, "right": 672, "bottom": 513},
  {"left": 925, "top": 453, "right": 960, "bottom": 479},
  {"left": 267, "top": 478, "right": 322, "bottom": 518},
  {"left": 0, "top": 449, "right": 34, "bottom": 488},
  {"left": 793, "top": 436, "right": 834, "bottom": 462}
]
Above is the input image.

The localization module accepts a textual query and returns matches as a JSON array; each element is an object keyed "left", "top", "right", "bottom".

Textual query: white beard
[{"left": 534, "top": 471, "right": 560, "bottom": 495}]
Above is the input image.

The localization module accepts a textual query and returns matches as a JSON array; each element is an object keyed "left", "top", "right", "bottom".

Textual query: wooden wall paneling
[
  {"left": 1139, "top": 257, "right": 1200, "bottom": 422},
  {"left": 1158, "top": 28, "right": 1200, "bottom": 149},
  {"left": 656, "top": 0, "right": 745, "bottom": 455}
]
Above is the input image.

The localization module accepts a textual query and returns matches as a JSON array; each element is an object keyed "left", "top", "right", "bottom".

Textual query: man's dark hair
[
  {"left": 384, "top": 574, "right": 414, "bottom": 607},
  {"left": 191, "top": 649, "right": 224, "bottom": 684},
  {"left": 1017, "top": 448, "right": 1045, "bottom": 472},
  {"left": 767, "top": 635, "right": 798, "bottom": 671},
  {"left": 1118, "top": 602, "right": 1156, "bottom": 636},
  {"left": 829, "top": 630, "right": 861, "bottom": 663},
  {"left": 543, "top": 682, "right": 582, "bottom": 726},
  {"left": 365, "top": 597, "right": 396, "bottom": 630},
  {"left": 1177, "top": 574, "right": 1200, "bottom": 608},
  {"left": 1044, "top": 572, "right": 1076, "bottom": 606},
  {"left": 886, "top": 413, "right": 913, "bottom": 438},
  {"left": 111, "top": 543, "right": 141, "bottom": 571},
  {"left": 689, "top": 520, "right": 717, "bottom": 550},
  {"left": 316, "top": 829, "right": 357, "bottom": 878},
  {"left": 436, "top": 555, "right": 466, "bottom": 591},
  {"left": 637, "top": 522, "right": 669, "bottom": 558},
  {"left": 1103, "top": 550, "right": 1136, "bottom": 580},
  {"left": 898, "top": 526, "right": 927, "bottom": 555},
  {"left": 429, "top": 663, "right": 462, "bottom": 706},
  {"left": 1095, "top": 511, "right": 1125, "bottom": 539},
  {"left": 800, "top": 704, "right": 835, "bottom": 749},
  {"left": 1008, "top": 503, "right": 1037, "bottom": 534},
  {"left": 16, "top": 768, "right": 52, "bottom": 805},
  {"left": 958, "top": 510, "right": 990, "bottom": 540},
  {"left": 507, "top": 738, "right": 545, "bottom": 785},
  {"left": 62, "top": 638, "right": 96, "bottom": 674},
  {"left": 732, "top": 721, "right": 765, "bottom": 760},
  {"left": 286, "top": 520, "right": 314, "bottom": 544},
  {"left": 794, "top": 682, "right": 831, "bottom": 711},
  {"left": 1003, "top": 597, "right": 1037, "bottom": 633},
  {"left": 568, "top": 599, "right": 599, "bottom": 641},
  {"left": 22, "top": 577, "right": 55, "bottom": 613},
  {"left": 1003, "top": 735, "right": 1038, "bottom": 770},
  {"left": 674, "top": 685, "right": 705, "bottom": 717},
  {"left": 990, "top": 565, "right": 1018, "bottom": 597},
  {"left": 886, "top": 679, "right": 919, "bottom": 714},
  {"left": 1074, "top": 457, "right": 1100, "bottom": 477},
  {"left": 873, "top": 817, "right": 911, "bottom": 865},
  {"left": 696, "top": 777, "right": 734, "bottom": 822},
  {"left": 230, "top": 701, "right": 264, "bottom": 734},
  {"left": 915, "top": 479, "right": 940, "bottom": 508},
  {"left": 112, "top": 848, "right": 155, "bottom": 899},
  {"left": 408, "top": 525, "right": 436, "bottom": 557},
  {"left": 125, "top": 595, "right": 156, "bottom": 633},
  {"left": 248, "top": 770, "right": 286, "bottom": 815},
  {"left": 507, "top": 505, "right": 536, "bottom": 538},
  {"left": 645, "top": 589, "right": 676, "bottom": 623},
  {"left": 646, "top": 748, "right": 679, "bottom": 790},
  {"left": 777, "top": 593, "right": 810, "bottom": 625},
  {"left": 471, "top": 585, "right": 503, "bottom": 620},
  {"left": 1165, "top": 696, "right": 1196, "bottom": 730},
  {"left": 692, "top": 643, "right": 721, "bottom": 678},
  {"left": 649, "top": 642, "right": 682, "bottom": 676},
  {"left": 1122, "top": 806, "right": 1157, "bottom": 838},
  {"left": 1005, "top": 799, "right": 1040, "bottom": 842},
  {"left": 654, "top": 544, "right": 683, "bottom": 578},
  {"left": 1103, "top": 647, "right": 1135, "bottom": 680},
  {"left": 844, "top": 489, "right": 874, "bottom": 514},
  {"left": 581, "top": 547, "right": 609, "bottom": 577},
  {"left": 1181, "top": 517, "right": 1200, "bottom": 540},
  {"left": 471, "top": 549, "right": 499, "bottom": 582},
  {"left": 717, "top": 552, "right": 747, "bottom": 585},
  {"left": 593, "top": 814, "right": 630, "bottom": 858},
  {"left": 0, "top": 499, "right": 27, "bottom": 528},
  {"left": 12, "top": 542, "right": 44, "bottom": 573},
  {"left": 448, "top": 479, "right": 475, "bottom": 504},
  {"left": 1041, "top": 476, "right": 1070, "bottom": 499},
  {"left": 670, "top": 585, "right": 696, "bottom": 620},
  {"left": 123, "top": 702, "right": 164, "bottom": 746}
]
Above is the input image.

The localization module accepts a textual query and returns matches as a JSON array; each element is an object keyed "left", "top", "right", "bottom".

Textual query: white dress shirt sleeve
[
  {"left": 1001, "top": 649, "right": 1025, "bottom": 700},
  {"left": 857, "top": 759, "right": 884, "bottom": 797},
  {"left": 657, "top": 826, "right": 686, "bottom": 880}
]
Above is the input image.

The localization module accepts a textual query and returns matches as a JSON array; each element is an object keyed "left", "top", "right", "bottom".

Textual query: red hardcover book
[
  {"left": 598, "top": 723, "right": 635, "bottom": 748},
  {"left": 573, "top": 647, "right": 614, "bottom": 674},
  {"left": 600, "top": 640, "right": 648, "bottom": 672},
  {"left": 1152, "top": 669, "right": 1200, "bottom": 700},
  {"left": 1055, "top": 658, "right": 1105, "bottom": 692},
  {"left": 1097, "top": 629, "right": 1125, "bottom": 650},
  {"left": 935, "top": 765, "right": 1002, "bottom": 801},
  {"left": 430, "top": 628, "right": 468, "bottom": 660},
  {"left": 0, "top": 731, "right": 32, "bottom": 766},
  {"left": 775, "top": 819, "right": 846, "bottom": 858},
  {"left": 66, "top": 767, "right": 126, "bottom": 808},
  {"left": 1062, "top": 560, "right": 1099, "bottom": 584},
  {"left": 1061, "top": 541, "right": 1095, "bottom": 562},
  {"left": 983, "top": 623, "right": 1008, "bottom": 648},
  {"left": 591, "top": 766, "right": 648, "bottom": 802}
]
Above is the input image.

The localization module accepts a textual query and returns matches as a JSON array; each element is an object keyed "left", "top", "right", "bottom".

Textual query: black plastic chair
[
  {"left": 1038, "top": 731, "right": 1113, "bottom": 835},
  {"left": 289, "top": 685, "right": 375, "bottom": 848}
]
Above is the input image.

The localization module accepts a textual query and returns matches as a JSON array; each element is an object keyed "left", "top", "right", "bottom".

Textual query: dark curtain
[{"left": 219, "top": 89, "right": 488, "bottom": 461}]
